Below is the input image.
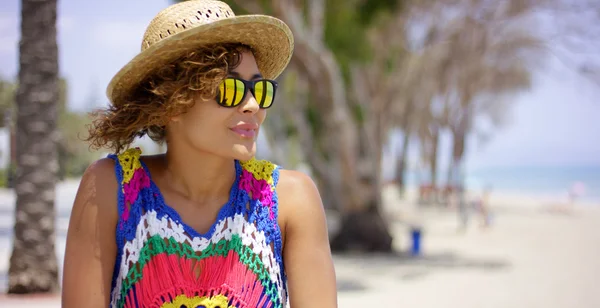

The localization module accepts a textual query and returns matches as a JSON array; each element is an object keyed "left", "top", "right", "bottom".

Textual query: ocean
[{"left": 398, "top": 165, "right": 600, "bottom": 203}]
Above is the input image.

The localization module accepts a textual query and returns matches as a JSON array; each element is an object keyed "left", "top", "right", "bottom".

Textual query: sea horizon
[{"left": 383, "top": 164, "right": 600, "bottom": 203}]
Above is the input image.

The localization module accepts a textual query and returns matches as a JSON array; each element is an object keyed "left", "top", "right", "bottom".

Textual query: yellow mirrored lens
[
  {"left": 219, "top": 78, "right": 246, "bottom": 107},
  {"left": 255, "top": 80, "right": 274, "bottom": 108}
]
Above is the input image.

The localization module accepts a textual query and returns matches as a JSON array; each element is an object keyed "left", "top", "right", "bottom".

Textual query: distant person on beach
[
  {"left": 61, "top": 1, "right": 337, "bottom": 307},
  {"left": 546, "top": 181, "right": 587, "bottom": 214},
  {"left": 475, "top": 186, "right": 493, "bottom": 228},
  {"left": 569, "top": 181, "right": 586, "bottom": 205},
  {"left": 449, "top": 162, "right": 469, "bottom": 231}
]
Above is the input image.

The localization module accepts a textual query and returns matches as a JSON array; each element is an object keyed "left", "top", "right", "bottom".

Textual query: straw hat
[{"left": 106, "top": 0, "right": 294, "bottom": 105}]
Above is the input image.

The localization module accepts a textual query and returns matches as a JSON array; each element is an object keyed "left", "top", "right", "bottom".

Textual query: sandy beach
[{"left": 1, "top": 180, "right": 599, "bottom": 307}]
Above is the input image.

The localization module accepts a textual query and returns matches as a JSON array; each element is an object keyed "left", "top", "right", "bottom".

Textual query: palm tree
[
  {"left": 441, "top": 15, "right": 541, "bottom": 185},
  {"left": 8, "top": 0, "right": 60, "bottom": 293}
]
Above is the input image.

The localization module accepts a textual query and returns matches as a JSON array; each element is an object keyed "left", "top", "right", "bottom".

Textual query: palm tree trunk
[
  {"left": 429, "top": 127, "right": 439, "bottom": 187},
  {"left": 448, "top": 125, "right": 466, "bottom": 186},
  {"left": 395, "top": 97, "right": 415, "bottom": 196},
  {"left": 8, "top": 0, "right": 60, "bottom": 294},
  {"left": 395, "top": 130, "right": 410, "bottom": 195}
]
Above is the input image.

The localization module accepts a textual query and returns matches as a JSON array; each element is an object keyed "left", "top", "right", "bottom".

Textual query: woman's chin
[{"left": 231, "top": 144, "right": 257, "bottom": 161}]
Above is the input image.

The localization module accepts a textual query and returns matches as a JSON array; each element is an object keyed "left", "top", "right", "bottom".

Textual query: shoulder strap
[
  {"left": 239, "top": 157, "right": 281, "bottom": 225},
  {"left": 239, "top": 158, "right": 285, "bottom": 279},
  {"left": 239, "top": 158, "right": 280, "bottom": 207},
  {"left": 240, "top": 158, "right": 279, "bottom": 187},
  {"left": 108, "top": 147, "right": 151, "bottom": 232}
]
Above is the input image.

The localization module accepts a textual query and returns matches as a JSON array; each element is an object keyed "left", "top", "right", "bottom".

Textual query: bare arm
[
  {"left": 62, "top": 158, "right": 119, "bottom": 307},
  {"left": 278, "top": 170, "right": 337, "bottom": 308}
]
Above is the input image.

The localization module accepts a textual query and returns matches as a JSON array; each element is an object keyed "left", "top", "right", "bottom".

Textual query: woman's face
[{"left": 168, "top": 50, "right": 267, "bottom": 161}]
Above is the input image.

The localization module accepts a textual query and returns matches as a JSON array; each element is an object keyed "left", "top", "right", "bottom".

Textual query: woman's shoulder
[
  {"left": 78, "top": 157, "right": 121, "bottom": 203},
  {"left": 276, "top": 169, "right": 316, "bottom": 193},
  {"left": 237, "top": 159, "right": 321, "bottom": 203},
  {"left": 71, "top": 157, "right": 120, "bottom": 225},
  {"left": 79, "top": 147, "right": 149, "bottom": 194},
  {"left": 82, "top": 157, "right": 119, "bottom": 187},
  {"left": 275, "top": 169, "right": 328, "bottom": 252},
  {"left": 276, "top": 168, "right": 324, "bottom": 218}
]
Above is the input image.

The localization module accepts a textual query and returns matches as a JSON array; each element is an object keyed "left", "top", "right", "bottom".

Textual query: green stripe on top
[{"left": 117, "top": 234, "right": 280, "bottom": 308}]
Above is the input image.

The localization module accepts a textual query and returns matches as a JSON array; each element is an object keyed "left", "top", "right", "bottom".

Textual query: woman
[{"left": 61, "top": 1, "right": 337, "bottom": 307}]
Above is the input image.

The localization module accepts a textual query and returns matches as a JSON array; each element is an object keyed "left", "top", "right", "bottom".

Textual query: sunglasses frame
[{"left": 216, "top": 77, "right": 278, "bottom": 109}]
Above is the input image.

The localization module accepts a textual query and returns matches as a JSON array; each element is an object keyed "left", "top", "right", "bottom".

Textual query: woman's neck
[{"left": 162, "top": 145, "right": 236, "bottom": 205}]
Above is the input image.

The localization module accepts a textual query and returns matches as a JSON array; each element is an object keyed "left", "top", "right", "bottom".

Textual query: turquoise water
[{"left": 401, "top": 165, "right": 600, "bottom": 202}]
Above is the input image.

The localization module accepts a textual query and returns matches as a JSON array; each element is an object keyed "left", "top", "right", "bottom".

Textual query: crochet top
[{"left": 107, "top": 148, "right": 287, "bottom": 308}]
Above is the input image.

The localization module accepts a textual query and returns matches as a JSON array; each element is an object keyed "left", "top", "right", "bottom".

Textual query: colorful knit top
[{"left": 107, "top": 148, "right": 287, "bottom": 308}]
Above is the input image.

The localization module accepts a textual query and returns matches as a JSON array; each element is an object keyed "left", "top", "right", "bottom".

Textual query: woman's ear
[
  {"left": 164, "top": 115, "right": 181, "bottom": 140},
  {"left": 170, "top": 114, "right": 182, "bottom": 123}
]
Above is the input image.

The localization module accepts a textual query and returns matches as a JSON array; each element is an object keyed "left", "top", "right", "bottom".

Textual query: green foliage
[
  {"left": 357, "top": 0, "right": 403, "bottom": 25},
  {"left": 324, "top": 0, "right": 405, "bottom": 83},
  {"left": 384, "top": 47, "right": 403, "bottom": 74},
  {"left": 58, "top": 109, "right": 95, "bottom": 179},
  {"left": 169, "top": 0, "right": 403, "bottom": 85},
  {"left": 0, "top": 79, "right": 16, "bottom": 127},
  {"left": 0, "top": 167, "right": 8, "bottom": 188},
  {"left": 55, "top": 77, "right": 97, "bottom": 178},
  {"left": 285, "top": 123, "right": 297, "bottom": 138},
  {"left": 58, "top": 78, "right": 68, "bottom": 113},
  {"left": 172, "top": 0, "right": 272, "bottom": 14},
  {"left": 257, "top": 0, "right": 273, "bottom": 15},
  {"left": 305, "top": 105, "right": 322, "bottom": 135},
  {"left": 0, "top": 163, "right": 17, "bottom": 188},
  {"left": 324, "top": 0, "right": 372, "bottom": 82},
  {"left": 351, "top": 103, "right": 366, "bottom": 124}
]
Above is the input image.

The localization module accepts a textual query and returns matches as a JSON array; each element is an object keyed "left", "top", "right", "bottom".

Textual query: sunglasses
[{"left": 216, "top": 77, "right": 278, "bottom": 109}]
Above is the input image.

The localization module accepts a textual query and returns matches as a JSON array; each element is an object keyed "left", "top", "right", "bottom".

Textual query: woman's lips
[
  {"left": 230, "top": 123, "right": 258, "bottom": 138},
  {"left": 230, "top": 128, "right": 257, "bottom": 138}
]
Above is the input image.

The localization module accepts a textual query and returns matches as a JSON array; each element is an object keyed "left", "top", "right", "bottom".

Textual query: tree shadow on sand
[{"left": 334, "top": 250, "right": 511, "bottom": 293}]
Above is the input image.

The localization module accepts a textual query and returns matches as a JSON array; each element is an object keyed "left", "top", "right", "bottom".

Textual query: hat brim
[{"left": 106, "top": 15, "right": 294, "bottom": 105}]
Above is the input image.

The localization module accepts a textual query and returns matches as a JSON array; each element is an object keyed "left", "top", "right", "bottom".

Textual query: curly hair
[{"left": 85, "top": 43, "right": 249, "bottom": 153}]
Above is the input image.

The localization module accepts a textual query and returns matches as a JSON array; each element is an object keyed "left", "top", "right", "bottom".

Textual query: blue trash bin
[{"left": 410, "top": 227, "right": 422, "bottom": 256}]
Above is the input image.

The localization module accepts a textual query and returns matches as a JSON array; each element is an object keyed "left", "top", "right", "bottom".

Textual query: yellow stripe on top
[
  {"left": 240, "top": 158, "right": 276, "bottom": 186},
  {"left": 118, "top": 147, "right": 143, "bottom": 184}
]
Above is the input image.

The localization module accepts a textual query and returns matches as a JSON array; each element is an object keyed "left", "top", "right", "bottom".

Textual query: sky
[{"left": 0, "top": 0, "right": 598, "bottom": 171}]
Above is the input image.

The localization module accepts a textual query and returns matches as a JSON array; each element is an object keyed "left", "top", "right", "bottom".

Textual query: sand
[
  {"left": 1, "top": 180, "right": 599, "bottom": 307},
  {"left": 335, "top": 187, "right": 600, "bottom": 307}
]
